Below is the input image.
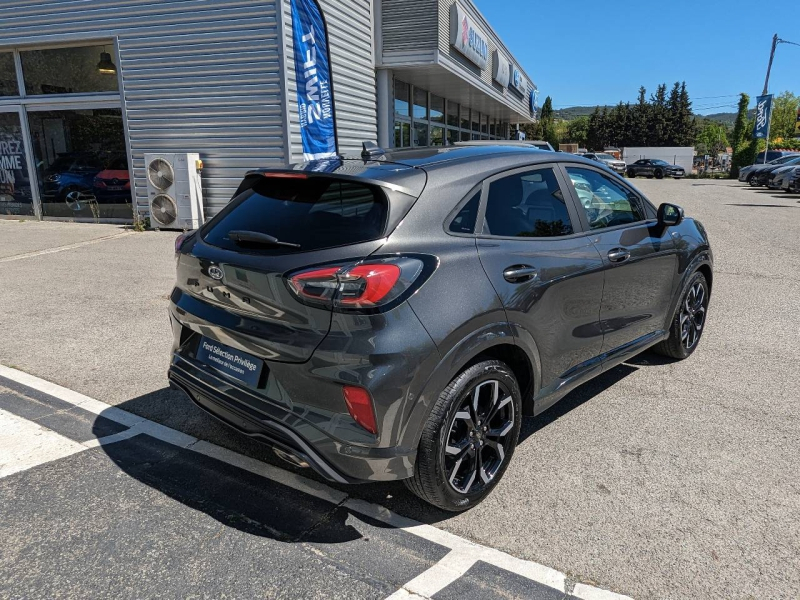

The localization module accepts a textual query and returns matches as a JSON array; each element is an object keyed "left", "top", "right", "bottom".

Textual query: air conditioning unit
[{"left": 145, "top": 152, "right": 203, "bottom": 230}]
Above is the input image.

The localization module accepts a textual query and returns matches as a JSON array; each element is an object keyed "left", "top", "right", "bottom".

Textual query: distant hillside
[
  {"left": 552, "top": 106, "right": 613, "bottom": 120},
  {"left": 554, "top": 106, "right": 754, "bottom": 127}
]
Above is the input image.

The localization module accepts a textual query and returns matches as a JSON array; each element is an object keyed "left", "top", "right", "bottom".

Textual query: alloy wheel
[
  {"left": 679, "top": 281, "right": 707, "bottom": 350},
  {"left": 443, "top": 379, "right": 515, "bottom": 494}
]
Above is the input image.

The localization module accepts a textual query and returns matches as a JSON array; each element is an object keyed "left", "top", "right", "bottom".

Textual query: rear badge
[{"left": 208, "top": 266, "right": 224, "bottom": 280}]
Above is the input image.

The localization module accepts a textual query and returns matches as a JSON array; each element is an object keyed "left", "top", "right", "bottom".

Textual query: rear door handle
[
  {"left": 503, "top": 265, "right": 538, "bottom": 283},
  {"left": 607, "top": 248, "right": 630, "bottom": 263}
]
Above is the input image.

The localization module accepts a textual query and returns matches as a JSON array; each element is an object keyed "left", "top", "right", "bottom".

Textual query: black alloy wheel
[
  {"left": 405, "top": 360, "right": 521, "bottom": 512},
  {"left": 655, "top": 169, "right": 664, "bottom": 179},
  {"left": 627, "top": 169, "right": 636, "bottom": 178},
  {"left": 747, "top": 173, "right": 756, "bottom": 186},
  {"left": 654, "top": 271, "right": 709, "bottom": 360},
  {"left": 443, "top": 379, "right": 515, "bottom": 494}
]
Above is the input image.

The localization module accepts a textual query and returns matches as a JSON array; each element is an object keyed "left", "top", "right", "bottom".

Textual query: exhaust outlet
[{"left": 273, "top": 447, "right": 310, "bottom": 469}]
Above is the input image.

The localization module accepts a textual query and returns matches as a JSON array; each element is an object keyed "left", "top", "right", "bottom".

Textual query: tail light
[
  {"left": 286, "top": 255, "right": 434, "bottom": 312},
  {"left": 175, "top": 231, "right": 193, "bottom": 254},
  {"left": 342, "top": 385, "right": 377, "bottom": 434}
]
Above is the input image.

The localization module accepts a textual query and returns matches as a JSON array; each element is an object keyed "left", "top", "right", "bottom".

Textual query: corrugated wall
[
  {"left": 0, "top": 0, "right": 287, "bottom": 218},
  {"left": 282, "top": 0, "right": 377, "bottom": 163},
  {"left": 382, "top": 0, "right": 438, "bottom": 53}
]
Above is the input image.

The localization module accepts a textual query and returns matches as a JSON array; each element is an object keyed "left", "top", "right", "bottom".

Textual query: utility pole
[{"left": 760, "top": 34, "right": 778, "bottom": 162}]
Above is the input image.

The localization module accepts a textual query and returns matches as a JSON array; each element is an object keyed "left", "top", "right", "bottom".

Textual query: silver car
[{"left": 583, "top": 152, "right": 627, "bottom": 175}]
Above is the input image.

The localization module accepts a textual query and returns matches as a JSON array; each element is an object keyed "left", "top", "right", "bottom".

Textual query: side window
[
  {"left": 483, "top": 168, "right": 573, "bottom": 238},
  {"left": 449, "top": 191, "right": 480, "bottom": 234},
  {"left": 565, "top": 167, "right": 644, "bottom": 230}
]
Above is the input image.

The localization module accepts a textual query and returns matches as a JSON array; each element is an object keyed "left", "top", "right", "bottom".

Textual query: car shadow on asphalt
[{"left": 93, "top": 359, "right": 648, "bottom": 529}]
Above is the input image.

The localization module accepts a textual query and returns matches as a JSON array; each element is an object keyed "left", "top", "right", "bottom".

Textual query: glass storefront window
[
  {"left": 0, "top": 53, "right": 19, "bottom": 97},
  {"left": 446, "top": 102, "right": 459, "bottom": 128},
  {"left": 394, "top": 80, "right": 410, "bottom": 118},
  {"left": 447, "top": 128, "right": 459, "bottom": 145},
  {"left": 430, "top": 95, "right": 444, "bottom": 124},
  {"left": 431, "top": 126, "right": 444, "bottom": 146},
  {"left": 0, "top": 112, "right": 34, "bottom": 216},
  {"left": 481, "top": 114, "right": 489, "bottom": 135},
  {"left": 460, "top": 108, "right": 470, "bottom": 131},
  {"left": 413, "top": 88, "right": 428, "bottom": 120},
  {"left": 460, "top": 130, "right": 470, "bottom": 142},
  {"left": 394, "top": 121, "right": 410, "bottom": 148},
  {"left": 490, "top": 121, "right": 496, "bottom": 137},
  {"left": 29, "top": 108, "right": 129, "bottom": 219},
  {"left": 21, "top": 45, "right": 119, "bottom": 96},
  {"left": 413, "top": 122, "right": 428, "bottom": 147},
  {"left": 471, "top": 111, "right": 480, "bottom": 132}
]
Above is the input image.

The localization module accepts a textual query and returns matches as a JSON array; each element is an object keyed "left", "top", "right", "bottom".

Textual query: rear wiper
[{"left": 227, "top": 230, "right": 302, "bottom": 249}]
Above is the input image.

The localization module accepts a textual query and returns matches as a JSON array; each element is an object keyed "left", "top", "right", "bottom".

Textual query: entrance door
[
  {"left": 474, "top": 164, "right": 605, "bottom": 393},
  {"left": 0, "top": 108, "right": 35, "bottom": 217},
  {"left": 562, "top": 165, "right": 677, "bottom": 354}
]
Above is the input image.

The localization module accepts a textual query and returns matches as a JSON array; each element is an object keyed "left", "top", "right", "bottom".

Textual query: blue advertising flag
[
  {"left": 290, "top": 0, "right": 338, "bottom": 161},
  {"left": 752, "top": 94, "right": 773, "bottom": 140}
]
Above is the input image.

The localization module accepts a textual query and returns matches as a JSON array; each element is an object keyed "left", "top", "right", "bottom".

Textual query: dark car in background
[
  {"left": 583, "top": 152, "right": 627, "bottom": 174},
  {"left": 627, "top": 158, "right": 685, "bottom": 179},
  {"left": 738, "top": 153, "right": 799, "bottom": 185},
  {"left": 752, "top": 155, "right": 800, "bottom": 187},
  {"left": 168, "top": 145, "right": 713, "bottom": 511}
]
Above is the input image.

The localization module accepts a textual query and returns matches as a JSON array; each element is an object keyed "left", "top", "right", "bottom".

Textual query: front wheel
[
  {"left": 654, "top": 169, "right": 664, "bottom": 179},
  {"left": 654, "top": 271, "right": 709, "bottom": 360},
  {"left": 404, "top": 360, "right": 521, "bottom": 512},
  {"left": 627, "top": 169, "right": 636, "bottom": 178}
]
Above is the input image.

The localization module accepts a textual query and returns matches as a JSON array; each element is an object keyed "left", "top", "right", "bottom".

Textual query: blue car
[{"left": 41, "top": 152, "right": 104, "bottom": 203}]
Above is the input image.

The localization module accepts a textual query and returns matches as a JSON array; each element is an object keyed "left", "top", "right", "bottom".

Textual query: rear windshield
[{"left": 203, "top": 176, "right": 388, "bottom": 253}]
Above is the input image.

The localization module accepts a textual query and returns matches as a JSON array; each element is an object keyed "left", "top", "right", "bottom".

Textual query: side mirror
[{"left": 658, "top": 203, "right": 684, "bottom": 227}]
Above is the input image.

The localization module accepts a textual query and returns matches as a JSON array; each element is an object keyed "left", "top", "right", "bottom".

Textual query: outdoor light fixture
[{"left": 97, "top": 47, "right": 117, "bottom": 75}]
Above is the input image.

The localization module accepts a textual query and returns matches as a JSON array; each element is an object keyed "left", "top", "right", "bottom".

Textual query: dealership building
[{"left": 0, "top": 0, "right": 535, "bottom": 223}]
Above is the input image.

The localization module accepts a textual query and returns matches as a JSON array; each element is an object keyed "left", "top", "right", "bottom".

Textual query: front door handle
[
  {"left": 503, "top": 265, "right": 538, "bottom": 283},
  {"left": 608, "top": 248, "right": 631, "bottom": 263}
]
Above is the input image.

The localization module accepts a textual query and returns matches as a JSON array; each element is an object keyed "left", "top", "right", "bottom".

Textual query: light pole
[{"left": 760, "top": 35, "right": 800, "bottom": 162}]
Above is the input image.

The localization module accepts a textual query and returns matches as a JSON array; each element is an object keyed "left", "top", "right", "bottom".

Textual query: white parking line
[
  {"left": 0, "top": 408, "right": 86, "bottom": 478},
  {"left": 0, "top": 364, "right": 632, "bottom": 600},
  {"left": 0, "top": 231, "right": 133, "bottom": 263}
]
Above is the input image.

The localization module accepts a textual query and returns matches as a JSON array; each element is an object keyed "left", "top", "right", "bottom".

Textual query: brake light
[
  {"left": 343, "top": 386, "right": 377, "bottom": 434},
  {"left": 175, "top": 231, "right": 192, "bottom": 254},
  {"left": 261, "top": 172, "right": 309, "bottom": 179},
  {"left": 338, "top": 264, "right": 401, "bottom": 306}
]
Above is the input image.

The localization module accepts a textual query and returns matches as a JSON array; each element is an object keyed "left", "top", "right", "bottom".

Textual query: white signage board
[
  {"left": 449, "top": 3, "right": 489, "bottom": 70},
  {"left": 492, "top": 50, "right": 510, "bottom": 87}
]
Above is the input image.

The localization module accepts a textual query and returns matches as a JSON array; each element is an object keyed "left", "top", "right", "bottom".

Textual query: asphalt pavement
[{"left": 0, "top": 178, "right": 798, "bottom": 599}]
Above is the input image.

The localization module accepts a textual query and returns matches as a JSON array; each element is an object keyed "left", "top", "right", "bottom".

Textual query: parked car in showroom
[
  {"left": 92, "top": 155, "right": 131, "bottom": 204},
  {"left": 752, "top": 155, "right": 800, "bottom": 186},
  {"left": 41, "top": 152, "right": 104, "bottom": 203},
  {"left": 583, "top": 152, "right": 627, "bottom": 175},
  {"left": 168, "top": 144, "right": 713, "bottom": 511},
  {"left": 738, "top": 153, "right": 799, "bottom": 185},
  {"left": 626, "top": 158, "right": 685, "bottom": 179}
]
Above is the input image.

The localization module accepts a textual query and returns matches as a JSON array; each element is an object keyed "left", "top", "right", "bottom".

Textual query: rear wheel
[
  {"left": 404, "top": 360, "right": 521, "bottom": 512},
  {"left": 748, "top": 174, "right": 759, "bottom": 187},
  {"left": 627, "top": 169, "right": 636, "bottom": 178},
  {"left": 654, "top": 271, "right": 709, "bottom": 360},
  {"left": 654, "top": 169, "right": 664, "bottom": 179}
]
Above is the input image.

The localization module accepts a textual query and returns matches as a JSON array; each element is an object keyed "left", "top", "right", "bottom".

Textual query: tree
[
  {"left": 631, "top": 86, "right": 649, "bottom": 146},
  {"left": 649, "top": 84, "right": 669, "bottom": 146},
  {"left": 565, "top": 115, "right": 589, "bottom": 146},
  {"left": 730, "top": 93, "right": 756, "bottom": 178},
  {"left": 587, "top": 106, "right": 603, "bottom": 150},
  {"left": 539, "top": 96, "right": 559, "bottom": 148},
  {"left": 769, "top": 91, "right": 800, "bottom": 143},
  {"left": 696, "top": 122, "right": 729, "bottom": 157}
]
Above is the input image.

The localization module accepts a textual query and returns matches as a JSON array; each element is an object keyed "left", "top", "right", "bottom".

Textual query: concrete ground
[{"left": 0, "top": 179, "right": 798, "bottom": 599}]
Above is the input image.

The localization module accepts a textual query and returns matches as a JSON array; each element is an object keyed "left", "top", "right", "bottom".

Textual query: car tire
[
  {"left": 748, "top": 174, "right": 759, "bottom": 187},
  {"left": 627, "top": 169, "right": 636, "bottom": 178},
  {"left": 654, "top": 169, "right": 664, "bottom": 179},
  {"left": 653, "top": 271, "right": 709, "bottom": 360},
  {"left": 404, "top": 359, "right": 522, "bottom": 512}
]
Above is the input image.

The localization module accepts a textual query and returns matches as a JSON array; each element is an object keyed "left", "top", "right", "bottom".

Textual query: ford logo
[{"left": 208, "top": 266, "right": 224, "bottom": 281}]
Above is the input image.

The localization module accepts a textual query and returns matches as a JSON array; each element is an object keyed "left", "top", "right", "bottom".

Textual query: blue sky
[{"left": 472, "top": 0, "right": 799, "bottom": 114}]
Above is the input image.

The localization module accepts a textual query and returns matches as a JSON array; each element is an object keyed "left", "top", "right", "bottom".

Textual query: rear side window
[
  {"left": 448, "top": 191, "right": 480, "bottom": 234},
  {"left": 203, "top": 177, "right": 387, "bottom": 253},
  {"left": 482, "top": 168, "right": 573, "bottom": 238}
]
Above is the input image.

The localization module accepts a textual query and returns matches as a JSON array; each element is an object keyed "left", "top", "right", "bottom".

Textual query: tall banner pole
[
  {"left": 290, "top": 0, "right": 339, "bottom": 161},
  {"left": 753, "top": 94, "right": 773, "bottom": 163}
]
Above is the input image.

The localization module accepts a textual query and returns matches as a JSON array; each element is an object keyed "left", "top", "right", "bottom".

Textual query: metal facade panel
[
  {"left": 381, "top": 0, "right": 438, "bottom": 52},
  {"left": 0, "top": 0, "right": 285, "bottom": 218},
  {"left": 437, "top": 0, "right": 534, "bottom": 120},
  {"left": 282, "top": 0, "right": 377, "bottom": 163}
]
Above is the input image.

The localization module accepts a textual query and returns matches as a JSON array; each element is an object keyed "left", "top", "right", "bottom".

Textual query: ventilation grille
[
  {"left": 150, "top": 194, "right": 178, "bottom": 226},
  {"left": 147, "top": 158, "right": 175, "bottom": 191}
]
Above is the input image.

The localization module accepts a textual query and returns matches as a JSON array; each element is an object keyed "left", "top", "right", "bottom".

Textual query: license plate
[
  {"left": 106, "top": 185, "right": 124, "bottom": 191},
  {"left": 196, "top": 337, "right": 264, "bottom": 386}
]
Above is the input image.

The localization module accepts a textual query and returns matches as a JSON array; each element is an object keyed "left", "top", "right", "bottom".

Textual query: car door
[
  {"left": 561, "top": 165, "right": 677, "bottom": 356},
  {"left": 473, "top": 164, "right": 606, "bottom": 394}
]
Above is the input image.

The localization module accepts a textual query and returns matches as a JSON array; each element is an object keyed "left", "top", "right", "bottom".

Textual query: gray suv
[{"left": 168, "top": 145, "right": 713, "bottom": 511}]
